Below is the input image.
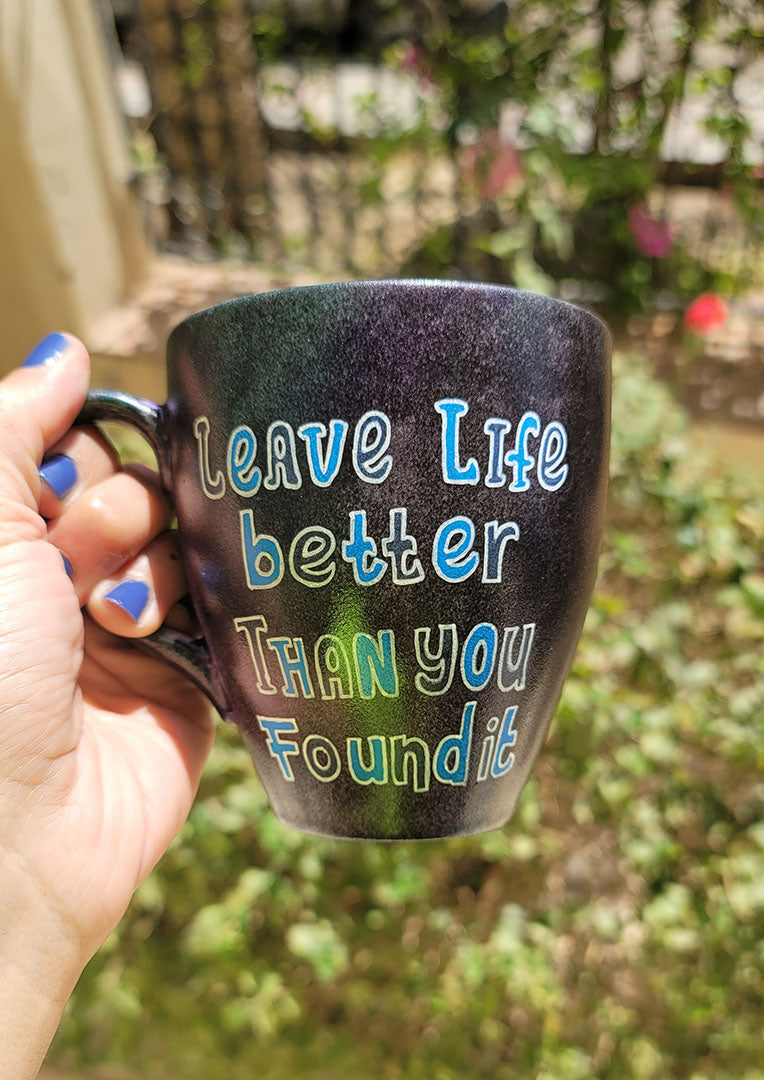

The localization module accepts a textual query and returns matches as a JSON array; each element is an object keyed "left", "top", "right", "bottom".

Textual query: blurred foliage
[
  {"left": 144, "top": 0, "right": 762, "bottom": 310},
  {"left": 391, "top": 0, "right": 761, "bottom": 312},
  {"left": 50, "top": 353, "right": 764, "bottom": 1078},
  {"left": 250, "top": 0, "right": 762, "bottom": 312}
]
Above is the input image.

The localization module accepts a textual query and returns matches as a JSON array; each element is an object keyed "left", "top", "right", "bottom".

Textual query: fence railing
[{"left": 118, "top": 0, "right": 762, "bottom": 311}]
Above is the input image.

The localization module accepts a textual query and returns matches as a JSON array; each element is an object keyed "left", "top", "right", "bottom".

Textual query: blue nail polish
[
  {"left": 22, "top": 332, "right": 69, "bottom": 368},
  {"left": 61, "top": 554, "right": 74, "bottom": 579},
  {"left": 104, "top": 580, "right": 150, "bottom": 622},
  {"left": 40, "top": 454, "right": 78, "bottom": 499}
]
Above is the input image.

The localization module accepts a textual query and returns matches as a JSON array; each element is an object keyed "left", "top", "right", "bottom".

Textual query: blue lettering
[
  {"left": 435, "top": 399, "right": 480, "bottom": 485},
  {"left": 354, "top": 630, "right": 398, "bottom": 698},
  {"left": 433, "top": 701, "right": 475, "bottom": 785},
  {"left": 432, "top": 516, "right": 479, "bottom": 582},
  {"left": 461, "top": 623, "right": 497, "bottom": 691},
  {"left": 347, "top": 736, "right": 388, "bottom": 784},
  {"left": 257, "top": 716, "right": 299, "bottom": 780},
  {"left": 342, "top": 510, "right": 387, "bottom": 585},
  {"left": 505, "top": 411, "right": 541, "bottom": 492},
  {"left": 240, "top": 510, "right": 283, "bottom": 588},
  {"left": 491, "top": 707, "right": 518, "bottom": 778},
  {"left": 297, "top": 420, "right": 348, "bottom": 487},
  {"left": 228, "top": 425, "right": 261, "bottom": 496}
]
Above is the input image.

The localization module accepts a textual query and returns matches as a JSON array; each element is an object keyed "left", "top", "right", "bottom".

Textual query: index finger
[{"left": 0, "top": 334, "right": 90, "bottom": 540}]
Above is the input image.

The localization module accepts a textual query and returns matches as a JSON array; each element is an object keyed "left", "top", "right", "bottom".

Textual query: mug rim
[{"left": 168, "top": 278, "right": 610, "bottom": 346}]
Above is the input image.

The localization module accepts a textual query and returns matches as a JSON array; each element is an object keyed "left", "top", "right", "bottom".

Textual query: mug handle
[{"left": 77, "top": 390, "right": 230, "bottom": 718}]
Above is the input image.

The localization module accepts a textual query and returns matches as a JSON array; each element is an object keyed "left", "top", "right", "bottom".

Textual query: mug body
[{"left": 164, "top": 280, "right": 610, "bottom": 839}]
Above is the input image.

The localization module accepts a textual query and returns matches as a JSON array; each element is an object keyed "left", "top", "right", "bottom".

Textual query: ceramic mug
[{"left": 79, "top": 280, "right": 610, "bottom": 840}]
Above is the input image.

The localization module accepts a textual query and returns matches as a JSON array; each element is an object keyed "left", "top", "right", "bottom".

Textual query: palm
[
  {"left": 0, "top": 335, "right": 219, "bottom": 1074},
  {"left": 2, "top": 545, "right": 213, "bottom": 950}
]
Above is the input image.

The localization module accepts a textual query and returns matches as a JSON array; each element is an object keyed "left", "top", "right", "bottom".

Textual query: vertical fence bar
[{"left": 211, "top": 0, "right": 270, "bottom": 251}]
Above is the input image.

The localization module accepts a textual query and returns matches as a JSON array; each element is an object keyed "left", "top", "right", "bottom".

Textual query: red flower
[
  {"left": 628, "top": 204, "right": 673, "bottom": 258},
  {"left": 461, "top": 129, "right": 523, "bottom": 199},
  {"left": 683, "top": 293, "right": 728, "bottom": 335}
]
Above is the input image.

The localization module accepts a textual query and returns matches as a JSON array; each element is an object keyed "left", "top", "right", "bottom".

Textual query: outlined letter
[
  {"left": 289, "top": 526, "right": 337, "bottom": 588},
  {"left": 227, "top": 424, "right": 261, "bottom": 496},
  {"left": 240, "top": 509, "right": 284, "bottom": 589},
  {"left": 193, "top": 416, "right": 225, "bottom": 499},
  {"left": 354, "top": 630, "right": 399, "bottom": 698},
  {"left": 267, "top": 637, "right": 315, "bottom": 698},
  {"left": 460, "top": 622, "right": 498, "bottom": 692},
  {"left": 413, "top": 624, "right": 457, "bottom": 696},
  {"left": 314, "top": 635, "right": 354, "bottom": 699},
  {"left": 538, "top": 420, "right": 569, "bottom": 491},
  {"left": 433, "top": 701, "right": 475, "bottom": 786},
  {"left": 264, "top": 421, "right": 302, "bottom": 490},
  {"left": 432, "top": 517, "right": 479, "bottom": 582},
  {"left": 482, "top": 520, "right": 520, "bottom": 584},
  {"left": 435, "top": 399, "right": 480, "bottom": 485},
  {"left": 347, "top": 737, "right": 388, "bottom": 785},
  {"left": 257, "top": 716, "right": 299, "bottom": 781},
  {"left": 382, "top": 508, "right": 425, "bottom": 584},
  {"left": 234, "top": 614, "right": 278, "bottom": 695},
  {"left": 497, "top": 623, "right": 536, "bottom": 693},
  {"left": 297, "top": 420, "right": 348, "bottom": 487},
  {"left": 353, "top": 410, "right": 393, "bottom": 484},
  {"left": 390, "top": 735, "right": 431, "bottom": 792},
  {"left": 491, "top": 706, "right": 518, "bottom": 778},
  {"left": 342, "top": 509, "right": 387, "bottom": 585},
  {"left": 302, "top": 734, "right": 342, "bottom": 782},
  {"left": 483, "top": 417, "right": 511, "bottom": 488}
]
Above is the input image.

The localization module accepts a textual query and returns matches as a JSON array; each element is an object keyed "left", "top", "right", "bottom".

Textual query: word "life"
[{"left": 435, "top": 400, "right": 569, "bottom": 492}]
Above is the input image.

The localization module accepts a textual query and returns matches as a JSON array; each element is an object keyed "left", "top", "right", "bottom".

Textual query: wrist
[{"left": 0, "top": 853, "right": 88, "bottom": 1079}]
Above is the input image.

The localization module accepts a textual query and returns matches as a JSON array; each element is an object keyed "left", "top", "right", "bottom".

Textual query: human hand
[{"left": 0, "top": 334, "right": 215, "bottom": 1077}]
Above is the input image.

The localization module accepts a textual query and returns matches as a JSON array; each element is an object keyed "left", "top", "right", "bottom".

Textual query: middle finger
[{"left": 38, "top": 424, "right": 120, "bottom": 520}]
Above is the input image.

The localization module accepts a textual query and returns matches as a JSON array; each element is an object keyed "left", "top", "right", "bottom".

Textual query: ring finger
[{"left": 47, "top": 463, "right": 173, "bottom": 603}]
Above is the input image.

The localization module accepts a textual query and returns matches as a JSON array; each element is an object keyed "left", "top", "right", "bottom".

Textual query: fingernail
[
  {"left": 40, "top": 454, "right": 78, "bottom": 500},
  {"left": 61, "top": 553, "right": 74, "bottom": 579},
  {"left": 23, "top": 332, "right": 69, "bottom": 368},
  {"left": 104, "top": 580, "right": 150, "bottom": 622}
]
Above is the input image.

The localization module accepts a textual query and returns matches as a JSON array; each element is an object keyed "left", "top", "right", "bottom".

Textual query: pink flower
[
  {"left": 398, "top": 42, "right": 436, "bottom": 87},
  {"left": 684, "top": 293, "right": 728, "bottom": 335},
  {"left": 461, "top": 130, "right": 523, "bottom": 199},
  {"left": 628, "top": 204, "right": 673, "bottom": 258}
]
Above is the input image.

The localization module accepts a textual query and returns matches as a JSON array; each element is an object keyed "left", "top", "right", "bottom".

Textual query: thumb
[{"left": 0, "top": 334, "right": 91, "bottom": 543}]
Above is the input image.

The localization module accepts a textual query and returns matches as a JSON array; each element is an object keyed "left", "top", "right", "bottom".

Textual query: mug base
[{"left": 270, "top": 808, "right": 513, "bottom": 843}]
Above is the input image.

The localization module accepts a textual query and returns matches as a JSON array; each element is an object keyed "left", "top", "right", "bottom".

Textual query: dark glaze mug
[{"left": 80, "top": 280, "right": 610, "bottom": 840}]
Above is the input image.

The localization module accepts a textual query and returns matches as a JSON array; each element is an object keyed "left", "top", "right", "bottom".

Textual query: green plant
[{"left": 394, "top": 0, "right": 762, "bottom": 312}]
